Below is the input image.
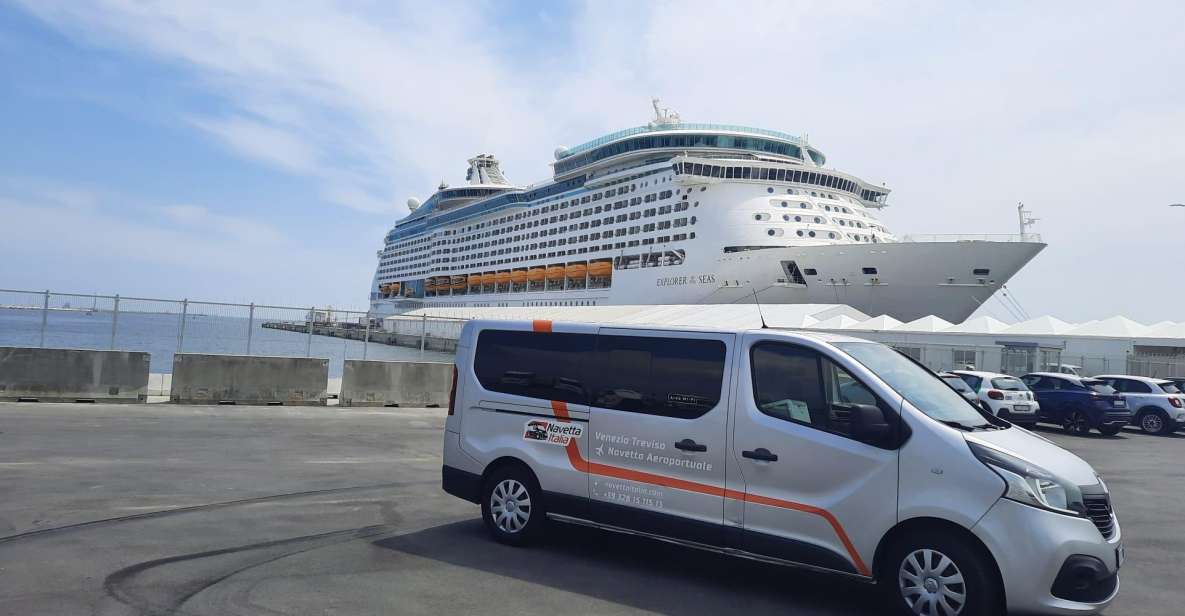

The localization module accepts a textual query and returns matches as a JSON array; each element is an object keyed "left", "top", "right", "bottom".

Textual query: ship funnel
[{"left": 466, "top": 154, "right": 511, "bottom": 186}]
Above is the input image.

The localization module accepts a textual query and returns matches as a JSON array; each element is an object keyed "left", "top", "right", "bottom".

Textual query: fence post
[
  {"left": 420, "top": 313, "right": 427, "bottom": 355},
  {"left": 177, "top": 299, "right": 189, "bottom": 353},
  {"left": 306, "top": 306, "right": 314, "bottom": 357},
  {"left": 362, "top": 311, "right": 371, "bottom": 361},
  {"left": 39, "top": 290, "right": 49, "bottom": 348},
  {"left": 110, "top": 294, "right": 120, "bottom": 350},
  {"left": 246, "top": 303, "right": 255, "bottom": 355}
]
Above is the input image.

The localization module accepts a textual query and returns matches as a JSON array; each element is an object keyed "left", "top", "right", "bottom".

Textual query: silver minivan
[{"left": 442, "top": 320, "right": 1122, "bottom": 615}]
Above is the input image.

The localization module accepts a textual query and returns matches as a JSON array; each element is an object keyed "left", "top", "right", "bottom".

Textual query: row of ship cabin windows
[
  {"left": 445, "top": 206, "right": 693, "bottom": 258},
  {"left": 442, "top": 233, "right": 695, "bottom": 272}
]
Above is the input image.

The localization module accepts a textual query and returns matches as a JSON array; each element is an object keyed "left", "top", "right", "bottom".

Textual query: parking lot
[{"left": 0, "top": 402, "right": 1179, "bottom": 615}]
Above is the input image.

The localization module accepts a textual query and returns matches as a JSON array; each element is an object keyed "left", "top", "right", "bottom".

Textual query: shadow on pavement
[{"left": 375, "top": 518, "right": 884, "bottom": 615}]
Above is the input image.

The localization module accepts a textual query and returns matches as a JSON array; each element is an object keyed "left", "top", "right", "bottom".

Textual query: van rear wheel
[
  {"left": 481, "top": 465, "right": 545, "bottom": 546},
  {"left": 881, "top": 530, "right": 1001, "bottom": 616}
]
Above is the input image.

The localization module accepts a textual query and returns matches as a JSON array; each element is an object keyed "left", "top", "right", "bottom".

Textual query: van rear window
[{"left": 474, "top": 330, "right": 594, "bottom": 404}]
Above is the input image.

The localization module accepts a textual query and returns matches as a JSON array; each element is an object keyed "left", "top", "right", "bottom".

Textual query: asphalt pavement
[{"left": 0, "top": 402, "right": 1179, "bottom": 615}]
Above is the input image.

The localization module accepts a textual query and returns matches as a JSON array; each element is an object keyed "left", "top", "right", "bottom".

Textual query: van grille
[{"left": 1082, "top": 494, "right": 1114, "bottom": 539}]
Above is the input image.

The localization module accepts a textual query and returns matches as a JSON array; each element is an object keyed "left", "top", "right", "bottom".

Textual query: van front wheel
[
  {"left": 881, "top": 530, "right": 1001, "bottom": 616},
  {"left": 481, "top": 466, "right": 545, "bottom": 546}
]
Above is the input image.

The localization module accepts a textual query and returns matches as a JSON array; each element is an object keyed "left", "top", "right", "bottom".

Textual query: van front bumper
[{"left": 972, "top": 498, "right": 1120, "bottom": 614}]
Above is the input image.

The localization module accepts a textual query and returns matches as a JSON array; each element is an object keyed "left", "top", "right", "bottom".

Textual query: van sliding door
[{"left": 585, "top": 329, "right": 734, "bottom": 546}]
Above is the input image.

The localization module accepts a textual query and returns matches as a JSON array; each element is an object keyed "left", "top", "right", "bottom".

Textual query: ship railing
[{"left": 898, "top": 233, "right": 1043, "bottom": 244}]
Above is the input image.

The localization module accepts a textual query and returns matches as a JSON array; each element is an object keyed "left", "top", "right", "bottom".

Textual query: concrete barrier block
[
  {"left": 0, "top": 347, "right": 150, "bottom": 403},
  {"left": 340, "top": 360, "right": 452, "bottom": 407},
  {"left": 170, "top": 354, "right": 328, "bottom": 406}
]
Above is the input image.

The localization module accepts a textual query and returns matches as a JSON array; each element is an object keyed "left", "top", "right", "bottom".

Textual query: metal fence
[{"left": 0, "top": 289, "right": 457, "bottom": 384}]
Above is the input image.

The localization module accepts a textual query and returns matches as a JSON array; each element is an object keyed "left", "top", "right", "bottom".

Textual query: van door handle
[
  {"left": 742, "top": 448, "right": 778, "bottom": 462},
  {"left": 674, "top": 439, "right": 707, "bottom": 452}
]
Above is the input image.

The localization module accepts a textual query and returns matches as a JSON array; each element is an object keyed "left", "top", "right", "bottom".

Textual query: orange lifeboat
[
  {"left": 545, "top": 265, "right": 565, "bottom": 281},
  {"left": 468, "top": 274, "right": 482, "bottom": 287},
  {"left": 450, "top": 276, "right": 466, "bottom": 291},
  {"left": 588, "top": 261, "right": 613, "bottom": 278},
  {"left": 390, "top": 282, "right": 401, "bottom": 293},
  {"left": 511, "top": 270, "right": 528, "bottom": 285},
  {"left": 424, "top": 279, "right": 437, "bottom": 292},
  {"left": 565, "top": 263, "right": 587, "bottom": 279},
  {"left": 495, "top": 271, "right": 512, "bottom": 285},
  {"left": 527, "top": 267, "right": 546, "bottom": 282},
  {"left": 481, "top": 272, "right": 497, "bottom": 286}
]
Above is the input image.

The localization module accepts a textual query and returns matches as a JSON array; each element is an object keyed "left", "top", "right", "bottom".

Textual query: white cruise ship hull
[{"left": 372, "top": 240, "right": 1043, "bottom": 323}]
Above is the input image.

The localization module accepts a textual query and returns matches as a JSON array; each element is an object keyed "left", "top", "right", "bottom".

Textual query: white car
[
  {"left": 1094, "top": 374, "right": 1185, "bottom": 435},
  {"left": 952, "top": 370, "right": 1040, "bottom": 426},
  {"left": 443, "top": 319, "right": 1122, "bottom": 614}
]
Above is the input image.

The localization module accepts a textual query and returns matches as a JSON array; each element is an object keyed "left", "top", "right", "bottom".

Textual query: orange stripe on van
[
  {"left": 547, "top": 400, "right": 870, "bottom": 576},
  {"left": 532, "top": 320, "right": 553, "bottom": 333}
]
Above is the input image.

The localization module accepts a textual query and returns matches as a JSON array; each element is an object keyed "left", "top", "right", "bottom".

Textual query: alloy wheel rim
[
  {"left": 490, "top": 479, "right": 531, "bottom": 533},
  {"left": 1143, "top": 414, "right": 1163, "bottom": 432},
  {"left": 1066, "top": 414, "right": 1088, "bottom": 434},
  {"left": 898, "top": 548, "right": 967, "bottom": 616}
]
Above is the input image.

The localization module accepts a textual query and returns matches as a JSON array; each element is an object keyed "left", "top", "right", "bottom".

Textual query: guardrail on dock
[{"left": 0, "top": 288, "right": 455, "bottom": 378}]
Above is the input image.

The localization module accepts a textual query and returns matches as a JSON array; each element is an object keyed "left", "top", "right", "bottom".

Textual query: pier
[{"left": 261, "top": 319, "right": 458, "bottom": 352}]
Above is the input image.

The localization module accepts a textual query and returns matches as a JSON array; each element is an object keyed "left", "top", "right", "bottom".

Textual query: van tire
[
  {"left": 1137, "top": 408, "right": 1170, "bottom": 435},
  {"left": 481, "top": 465, "right": 545, "bottom": 546},
  {"left": 879, "top": 529, "right": 1002, "bottom": 616}
]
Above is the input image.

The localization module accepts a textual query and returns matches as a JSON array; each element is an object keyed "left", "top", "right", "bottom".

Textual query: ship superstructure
[{"left": 370, "top": 101, "right": 1044, "bottom": 322}]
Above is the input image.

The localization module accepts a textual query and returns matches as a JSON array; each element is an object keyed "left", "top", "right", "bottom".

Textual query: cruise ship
[{"left": 369, "top": 101, "right": 1044, "bottom": 322}]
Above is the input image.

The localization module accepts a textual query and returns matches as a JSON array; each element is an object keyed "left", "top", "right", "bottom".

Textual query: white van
[{"left": 442, "top": 320, "right": 1122, "bottom": 615}]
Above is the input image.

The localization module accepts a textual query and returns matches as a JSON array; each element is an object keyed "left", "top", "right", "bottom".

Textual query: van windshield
[{"left": 834, "top": 342, "right": 994, "bottom": 429}]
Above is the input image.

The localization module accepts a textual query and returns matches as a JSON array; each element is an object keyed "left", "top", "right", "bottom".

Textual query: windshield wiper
[{"left": 938, "top": 420, "right": 1002, "bottom": 432}]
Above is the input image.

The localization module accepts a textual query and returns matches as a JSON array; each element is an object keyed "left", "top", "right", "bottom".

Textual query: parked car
[
  {"left": 1095, "top": 375, "right": 1185, "bottom": 435},
  {"left": 938, "top": 371, "right": 980, "bottom": 405},
  {"left": 952, "top": 370, "right": 1040, "bottom": 427},
  {"left": 1166, "top": 377, "right": 1185, "bottom": 391},
  {"left": 1044, "top": 363, "right": 1084, "bottom": 376},
  {"left": 444, "top": 320, "right": 1123, "bottom": 615},
  {"left": 1020, "top": 373, "right": 1132, "bottom": 436}
]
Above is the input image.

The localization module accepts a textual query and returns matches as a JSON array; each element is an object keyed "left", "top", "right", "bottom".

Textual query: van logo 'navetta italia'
[{"left": 523, "top": 419, "right": 584, "bottom": 446}]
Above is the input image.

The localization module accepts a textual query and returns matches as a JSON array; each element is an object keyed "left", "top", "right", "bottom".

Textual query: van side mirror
[{"left": 849, "top": 403, "right": 890, "bottom": 444}]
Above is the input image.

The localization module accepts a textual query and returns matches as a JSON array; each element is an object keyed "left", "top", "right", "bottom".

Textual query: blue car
[{"left": 1020, "top": 372, "right": 1132, "bottom": 436}]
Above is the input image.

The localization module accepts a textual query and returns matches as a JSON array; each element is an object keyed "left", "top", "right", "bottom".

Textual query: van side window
[
  {"left": 750, "top": 342, "right": 883, "bottom": 440},
  {"left": 473, "top": 330, "right": 593, "bottom": 404},
  {"left": 590, "top": 335, "right": 726, "bottom": 419}
]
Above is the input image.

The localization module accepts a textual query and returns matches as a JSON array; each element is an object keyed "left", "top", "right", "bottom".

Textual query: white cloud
[
  {"left": 160, "top": 203, "right": 284, "bottom": 245},
  {"left": 10, "top": 0, "right": 1185, "bottom": 320},
  {"left": 187, "top": 116, "right": 318, "bottom": 174}
]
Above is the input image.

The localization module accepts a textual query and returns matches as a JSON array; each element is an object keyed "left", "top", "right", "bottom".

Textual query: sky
[{"left": 1, "top": 1, "right": 1183, "bottom": 321}]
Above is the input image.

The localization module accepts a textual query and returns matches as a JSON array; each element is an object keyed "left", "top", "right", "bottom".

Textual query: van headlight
[{"left": 967, "top": 441, "right": 1085, "bottom": 517}]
